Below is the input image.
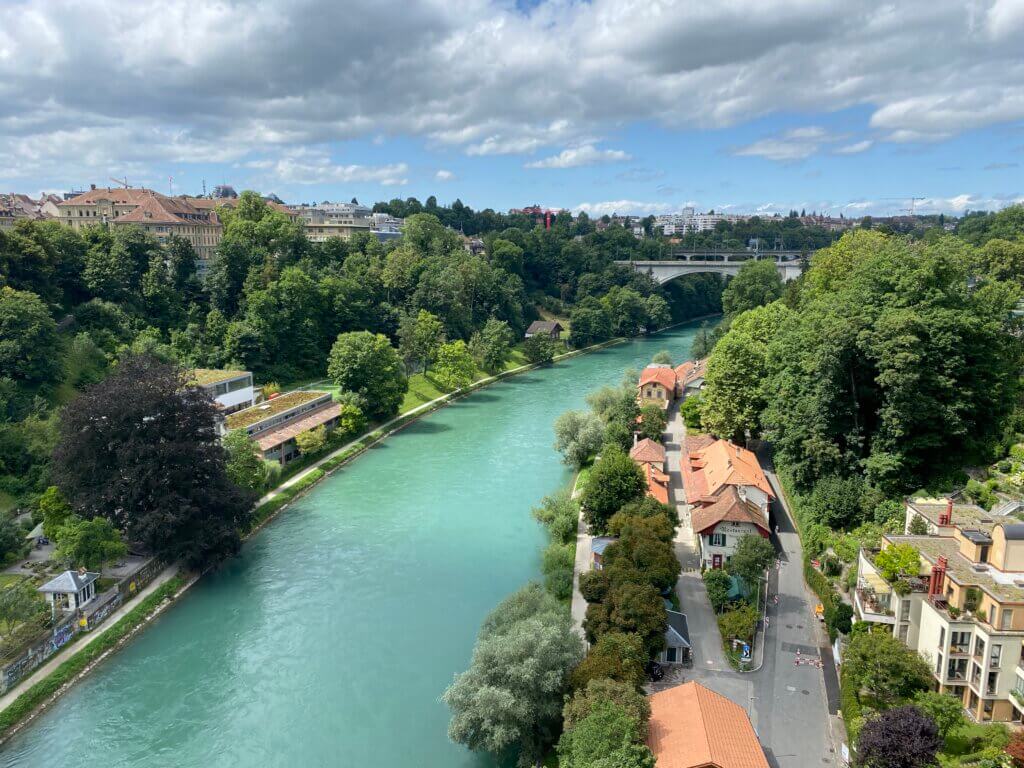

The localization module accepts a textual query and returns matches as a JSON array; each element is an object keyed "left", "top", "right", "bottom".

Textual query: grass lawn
[{"left": 0, "top": 573, "right": 25, "bottom": 589}]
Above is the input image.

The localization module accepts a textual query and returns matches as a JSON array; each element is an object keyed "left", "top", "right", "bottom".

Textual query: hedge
[{"left": 0, "top": 575, "right": 186, "bottom": 739}]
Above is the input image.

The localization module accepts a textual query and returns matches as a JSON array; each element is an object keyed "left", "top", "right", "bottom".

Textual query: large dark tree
[
  {"left": 52, "top": 354, "right": 255, "bottom": 568},
  {"left": 856, "top": 706, "right": 941, "bottom": 768}
]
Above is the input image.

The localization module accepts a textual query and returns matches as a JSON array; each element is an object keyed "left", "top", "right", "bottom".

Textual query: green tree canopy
[
  {"left": 55, "top": 515, "right": 127, "bottom": 570},
  {"left": 728, "top": 534, "right": 776, "bottom": 587},
  {"left": 554, "top": 410, "right": 606, "bottom": 469},
  {"left": 433, "top": 340, "right": 477, "bottom": 390},
  {"left": 874, "top": 544, "right": 921, "bottom": 582},
  {"left": 569, "top": 631, "right": 647, "bottom": 691},
  {"left": 721, "top": 259, "right": 784, "bottom": 317},
  {"left": 580, "top": 446, "right": 646, "bottom": 533},
  {"left": 0, "top": 286, "right": 60, "bottom": 388},
  {"left": 469, "top": 318, "right": 514, "bottom": 373},
  {"left": 843, "top": 630, "right": 932, "bottom": 705},
  {"left": 327, "top": 331, "right": 408, "bottom": 421}
]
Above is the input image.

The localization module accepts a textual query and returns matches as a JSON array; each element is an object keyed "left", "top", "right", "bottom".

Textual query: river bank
[{"left": 2, "top": 323, "right": 706, "bottom": 768}]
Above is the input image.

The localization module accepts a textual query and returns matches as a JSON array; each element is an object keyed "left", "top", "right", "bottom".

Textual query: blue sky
[{"left": 1, "top": 0, "right": 1022, "bottom": 216}]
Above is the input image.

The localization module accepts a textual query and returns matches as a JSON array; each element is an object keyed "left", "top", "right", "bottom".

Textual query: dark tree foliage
[
  {"left": 856, "top": 706, "right": 941, "bottom": 768},
  {"left": 52, "top": 354, "right": 255, "bottom": 568}
]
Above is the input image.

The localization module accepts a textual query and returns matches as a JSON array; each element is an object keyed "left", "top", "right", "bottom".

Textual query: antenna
[{"left": 202, "top": 179, "right": 207, "bottom": 197}]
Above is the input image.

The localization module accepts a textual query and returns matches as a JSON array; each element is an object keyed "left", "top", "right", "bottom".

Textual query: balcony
[{"left": 855, "top": 587, "right": 895, "bottom": 625}]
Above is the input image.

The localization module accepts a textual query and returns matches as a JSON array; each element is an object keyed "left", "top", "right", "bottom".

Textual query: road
[{"left": 663, "top": 403, "right": 841, "bottom": 768}]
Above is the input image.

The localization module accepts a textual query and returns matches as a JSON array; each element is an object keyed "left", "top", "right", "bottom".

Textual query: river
[{"left": 2, "top": 323, "right": 703, "bottom": 768}]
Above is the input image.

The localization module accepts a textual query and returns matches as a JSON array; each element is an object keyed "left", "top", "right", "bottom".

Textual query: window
[
  {"left": 990, "top": 644, "right": 1002, "bottom": 667},
  {"left": 709, "top": 533, "right": 726, "bottom": 547},
  {"left": 951, "top": 631, "right": 970, "bottom": 653},
  {"left": 987, "top": 670, "right": 999, "bottom": 696},
  {"left": 936, "top": 653, "right": 944, "bottom": 676},
  {"left": 989, "top": 606, "right": 997, "bottom": 626},
  {"left": 938, "top": 627, "right": 946, "bottom": 649},
  {"left": 666, "top": 647, "right": 677, "bottom": 663},
  {"left": 1003, "top": 610, "right": 1015, "bottom": 631},
  {"left": 973, "top": 637, "right": 986, "bottom": 659}
]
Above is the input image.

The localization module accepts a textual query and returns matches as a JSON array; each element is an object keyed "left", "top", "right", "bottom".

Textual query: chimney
[
  {"left": 78, "top": 566, "right": 86, "bottom": 576},
  {"left": 939, "top": 498, "right": 952, "bottom": 526},
  {"left": 90, "top": 184, "right": 96, "bottom": 190},
  {"left": 929, "top": 556, "right": 948, "bottom": 596}
]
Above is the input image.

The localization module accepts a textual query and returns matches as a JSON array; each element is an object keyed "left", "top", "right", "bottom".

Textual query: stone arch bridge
[{"left": 615, "top": 251, "right": 805, "bottom": 285}]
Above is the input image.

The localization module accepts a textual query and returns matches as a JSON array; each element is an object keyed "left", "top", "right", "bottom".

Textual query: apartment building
[
  {"left": 189, "top": 369, "right": 256, "bottom": 416},
  {"left": 0, "top": 193, "right": 59, "bottom": 229},
  {"left": 57, "top": 186, "right": 222, "bottom": 267},
  {"left": 855, "top": 497, "right": 1024, "bottom": 723},
  {"left": 224, "top": 390, "right": 341, "bottom": 465},
  {"left": 291, "top": 202, "right": 373, "bottom": 242}
]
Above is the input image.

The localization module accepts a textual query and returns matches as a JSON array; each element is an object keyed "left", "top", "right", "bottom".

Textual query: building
[
  {"left": 630, "top": 437, "right": 670, "bottom": 505},
  {"left": 225, "top": 390, "right": 341, "bottom": 465},
  {"left": 38, "top": 569, "right": 100, "bottom": 615},
  {"left": 291, "top": 202, "right": 373, "bottom": 242},
  {"left": 638, "top": 365, "right": 677, "bottom": 408},
  {"left": 0, "top": 193, "right": 58, "bottom": 230},
  {"left": 57, "top": 186, "right": 222, "bottom": 271},
  {"left": 647, "top": 682, "right": 769, "bottom": 768},
  {"left": 189, "top": 369, "right": 256, "bottom": 416},
  {"left": 182, "top": 195, "right": 296, "bottom": 220},
  {"left": 525, "top": 320, "right": 563, "bottom": 339},
  {"left": 681, "top": 435, "right": 773, "bottom": 569},
  {"left": 674, "top": 359, "right": 707, "bottom": 398},
  {"left": 854, "top": 496, "right": 1024, "bottom": 723},
  {"left": 591, "top": 536, "right": 615, "bottom": 570},
  {"left": 659, "top": 610, "right": 692, "bottom": 666}
]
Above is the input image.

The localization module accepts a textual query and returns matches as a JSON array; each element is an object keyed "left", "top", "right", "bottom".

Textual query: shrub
[
  {"left": 680, "top": 395, "right": 703, "bottom": 431},
  {"left": 717, "top": 603, "right": 759, "bottom": 642},
  {"left": 703, "top": 568, "right": 732, "bottom": 613},
  {"left": 824, "top": 601, "right": 853, "bottom": 635}
]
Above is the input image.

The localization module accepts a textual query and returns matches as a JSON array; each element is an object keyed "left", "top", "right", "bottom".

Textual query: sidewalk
[
  {"left": 569, "top": 472, "right": 591, "bottom": 639},
  {"left": 0, "top": 565, "right": 179, "bottom": 712}
]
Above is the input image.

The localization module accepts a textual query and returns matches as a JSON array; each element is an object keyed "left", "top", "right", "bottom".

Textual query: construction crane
[
  {"left": 108, "top": 176, "right": 129, "bottom": 188},
  {"left": 881, "top": 197, "right": 926, "bottom": 216}
]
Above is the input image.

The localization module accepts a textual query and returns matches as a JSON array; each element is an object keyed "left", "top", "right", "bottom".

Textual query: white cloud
[
  {"left": 834, "top": 140, "right": 873, "bottom": 154},
  {"left": 734, "top": 126, "right": 846, "bottom": 162},
  {"left": 0, "top": 0, "right": 1022, "bottom": 184},
  {"left": 526, "top": 144, "right": 631, "bottom": 169},
  {"left": 435, "top": 169, "right": 455, "bottom": 181},
  {"left": 258, "top": 151, "right": 409, "bottom": 186},
  {"left": 572, "top": 200, "right": 675, "bottom": 216}
]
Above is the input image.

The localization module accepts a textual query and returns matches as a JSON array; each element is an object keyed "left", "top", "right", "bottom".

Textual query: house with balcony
[
  {"left": 855, "top": 500, "right": 1024, "bottom": 723},
  {"left": 224, "top": 390, "right": 341, "bottom": 465}
]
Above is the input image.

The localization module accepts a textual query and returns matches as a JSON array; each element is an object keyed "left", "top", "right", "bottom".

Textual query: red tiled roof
[
  {"left": 691, "top": 486, "right": 768, "bottom": 535},
  {"left": 255, "top": 404, "right": 341, "bottom": 452},
  {"left": 682, "top": 436, "right": 773, "bottom": 505},
  {"left": 675, "top": 358, "right": 707, "bottom": 387},
  {"left": 644, "top": 462, "right": 670, "bottom": 505},
  {"left": 638, "top": 366, "right": 677, "bottom": 392},
  {"left": 630, "top": 438, "right": 666, "bottom": 466},
  {"left": 647, "top": 682, "right": 770, "bottom": 768}
]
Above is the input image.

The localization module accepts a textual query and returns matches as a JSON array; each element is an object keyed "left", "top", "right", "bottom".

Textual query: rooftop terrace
[
  {"left": 189, "top": 368, "right": 250, "bottom": 387},
  {"left": 886, "top": 534, "right": 1024, "bottom": 602},
  {"left": 908, "top": 497, "right": 995, "bottom": 531}
]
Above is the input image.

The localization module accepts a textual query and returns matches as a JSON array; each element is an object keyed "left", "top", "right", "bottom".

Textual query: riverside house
[
  {"left": 681, "top": 435, "right": 773, "bottom": 570},
  {"left": 637, "top": 365, "right": 677, "bottom": 409},
  {"left": 225, "top": 391, "right": 341, "bottom": 465},
  {"left": 854, "top": 497, "right": 1024, "bottom": 723},
  {"left": 630, "top": 437, "right": 670, "bottom": 505},
  {"left": 524, "top": 320, "right": 564, "bottom": 339},
  {"left": 674, "top": 358, "right": 707, "bottom": 398},
  {"left": 38, "top": 569, "right": 100, "bottom": 616}
]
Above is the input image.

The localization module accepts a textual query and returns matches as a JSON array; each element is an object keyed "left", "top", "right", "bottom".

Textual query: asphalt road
[{"left": 664, "top": 405, "right": 840, "bottom": 768}]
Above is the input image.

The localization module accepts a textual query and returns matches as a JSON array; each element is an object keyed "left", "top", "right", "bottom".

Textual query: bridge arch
[{"left": 615, "top": 257, "right": 803, "bottom": 285}]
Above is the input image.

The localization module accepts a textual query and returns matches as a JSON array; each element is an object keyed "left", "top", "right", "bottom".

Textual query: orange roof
[
  {"left": 630, "top": 438, "right": 666, "bottom": 466},
  {"left": 682, "top": 436, "right": 773, "bottom": 505},
  {"left": 254, "top": 404, "right": 341, "bottom": 452},
  {"left": 690, "top": 486, "right": 768, "bottom": 536},
  {"left": 647, "top": 682, "right": 769, "bottom": 768},
  {"left": 644, "top": 462, "right": 670, "bottom": 505},
  {"left": 638, "top": 366, "right": 677, "bottom": 392},
  {"left": 675, "top": 358, "right": 707, "bottom": 387}
]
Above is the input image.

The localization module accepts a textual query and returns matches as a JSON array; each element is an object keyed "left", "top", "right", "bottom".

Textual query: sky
[{"left": 0, "top": 0, "right": 1022, "bottom": 217}]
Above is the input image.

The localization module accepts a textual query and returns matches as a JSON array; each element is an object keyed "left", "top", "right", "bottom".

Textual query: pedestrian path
[{"left": 569, "top": 472, "right": 591, "bottom": 638}]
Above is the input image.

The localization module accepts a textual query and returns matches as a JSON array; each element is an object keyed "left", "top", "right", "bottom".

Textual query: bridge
[{"left": 615, "top": 251, "right": 805, "bottom": 284}]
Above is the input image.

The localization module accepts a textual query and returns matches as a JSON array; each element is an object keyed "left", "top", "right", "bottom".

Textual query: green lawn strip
[{"left": 0, "top": 575, "right": 186, "bottom": 739}]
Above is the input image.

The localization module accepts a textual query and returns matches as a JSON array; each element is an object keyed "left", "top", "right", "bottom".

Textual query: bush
[
  {"left": 703, "top": 568, "right": 732, "bottom": 613},
  {"left": 998, "top": 459, "right": 1012, "bottom": 473},
  {"left": 542, "top": 542, "right": 576, "bottom": 600},
  {"left": 824, "top": 601, "right": 852, "bottom": 635},
  {"left": 717, "top": 603, "right": 759, "bottom": 642},
  {"left": 965, "top": 479, "right": 998, "bottom": 510}
]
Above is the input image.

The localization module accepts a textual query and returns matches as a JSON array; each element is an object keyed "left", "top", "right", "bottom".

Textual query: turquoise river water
[{"left": 2, "top": 323, "right": 701, "bottom": 768}]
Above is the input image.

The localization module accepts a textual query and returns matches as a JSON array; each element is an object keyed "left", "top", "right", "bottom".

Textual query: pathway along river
[{"left": 3, "top": 323, "right": 703, "bottom": 768}]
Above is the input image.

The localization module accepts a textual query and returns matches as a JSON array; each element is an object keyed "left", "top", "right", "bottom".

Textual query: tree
[
  {"left": 542, "top": 541, "right": 576, "bottom": 599},
  {"left": 569, "top": 632, "right": 647, "bottom": 691},
  {"left": 52, "top": 354, "right": 255, "bottom": 569},
  {"left": 614, "top": 495, "right": 679, "bottom": 531},
  {"left": 718, "top": 603, "right": 759, "bottom": 642},
  {"left": 327, "top": 331, "right": 408, "bottom": 421},
  {"left": 580, "top": 446, "right": 646, "bottom": 533},
  {"left": 651, "top": 351, "right": 673, "bottom": 366},
  {"left": 824, "top": 601, "right": 853, "bottom": 635},
  {"left": 563, "top": 678, "right": 650, "bottom": 735},
  {"left": 469, "top": 318, "right": 514, "bottom": 373},
  {"left": 38, "top": 485, "right": 74, "bottom": 539},
  {"left": 0, "top": 515, "right": 24, "bottom": 564},
  {"left": 637, "top": 404, "right": 667, "bottom": 442},
  {"left": 690, "top": 322, "right": 715, "bottom": 359},
  {"left": 721, "top": 259, "right": 784, "bottom": 317},
  {"left": 843, "top": 630, "right": 932, "bottom": 705},
  {"left": 644, "top": 294, "right": 671, "bottom": 332},
  {"left": 703, "top": 568, "right": 733, "bottom": 613},
  {"left": 398, "top": 309, "right": 444, "bottom": 375},
  {"left": 558, "top": 701, "right": 654, "bottom": 768},
  {"left": 874, "top": 544, "right": 921, "bottom": 582},
  {"left": 908, "top": 515, "right": 929, "bottom": 535},
  {"left": 855, "top": 706, "right": 941, "bottom": 768},
  {"left": 444, "top": 586, "right": 584, "bottom": 767},
  {"left": 55, "top": 516, "right": 127, "bottom": 570},
  {"left": 523, "top": 333, "right": 558, "bottom": 364},
  {"left": 680, "top": 395, "right": 703, "bottom": 430},
  {"left": 294, "top": 425, "right": 328, "bottom": 455},
  {"left": 222, "top": 430, "right": 269, "bottom": 492},
  {"left": 569, "top": 301, "right": 613, "bottom": 348},
  {"left": 554, "top": 410, "right": 606, "bottom": 469},
  {"left": 602, "top": 526, "right": 681, "bottom": 593},
  {"left": 433, "top": 340, "right": 477, "bottom": 390},
  {"left": 803, "top": 475, "right": 867, "bottom": 530},
  {"left": 532, "top": 488, "right": 579, "bottom": 544},
  {"left": 584, "top": 581, "right": 667, "bottom": 656},
  {"left": 728, "top": 534, "right": 776, "bottom": 587},
  {"left": 1008, "top": 730, "right": 1024, "bottom": 768},
  {"left": 911, "top": 691, "right": 965, "bottom": 738},
  {"left": 0, "top": 286, "right": 60, "bottom": 388},
  {"left": 0, "top": 581, "right": 46, "bottom": 629}
]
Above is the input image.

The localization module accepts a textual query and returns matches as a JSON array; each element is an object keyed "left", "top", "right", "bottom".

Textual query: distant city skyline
[{"left": 1, "top": 1, "right": 1021, "bottom": 217}]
